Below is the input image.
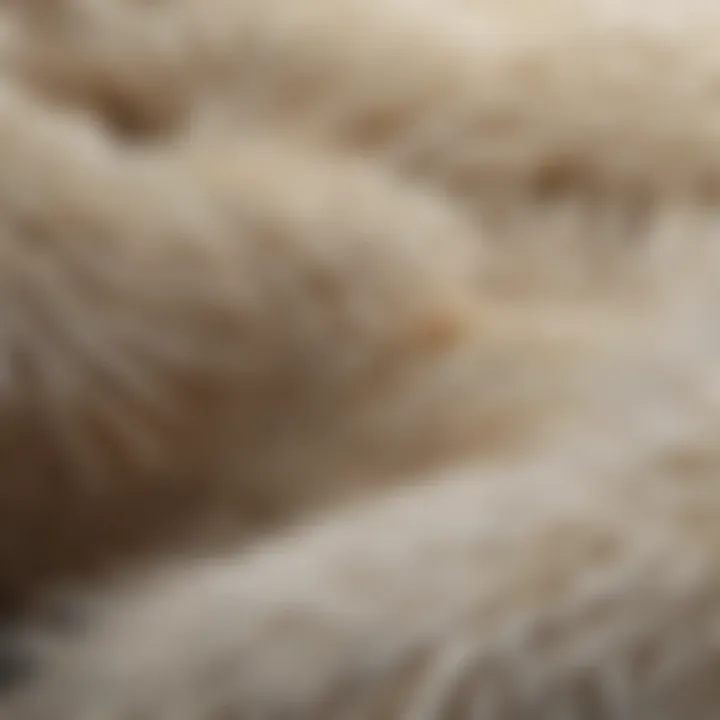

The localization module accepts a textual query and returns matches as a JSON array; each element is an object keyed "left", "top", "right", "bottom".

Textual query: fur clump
[{"left": 3, "top": 0, "right": 720, "bottom": 717}]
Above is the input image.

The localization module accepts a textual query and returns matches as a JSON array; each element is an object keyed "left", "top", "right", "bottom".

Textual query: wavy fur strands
[
  {"left": 12, "top": 434, "right": 720, "bottom": 719},
  {"left": 0, "top": 78, "right": 487, "bottom": 609},
  {"left": 3, "top": 0, "right": 720, "bottom": 717}
]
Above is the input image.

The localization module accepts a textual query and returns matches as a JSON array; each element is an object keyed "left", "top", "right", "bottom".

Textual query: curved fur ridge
[
  {"left": 3, "top": 0, "right": 720, "bottom": 717},
  {"left": 0, "top": 77, "right": 500, "bottom": 606},
  {"left": 9, "top": 383, "right": 720, "bottom": 718}
]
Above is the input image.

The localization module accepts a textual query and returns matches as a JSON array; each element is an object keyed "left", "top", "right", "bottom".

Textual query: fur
[{"left": 3, "top": 0, "right": 720, "bottom": 716}]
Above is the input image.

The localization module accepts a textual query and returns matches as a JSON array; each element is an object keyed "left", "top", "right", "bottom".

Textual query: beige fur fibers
[{"left": 3, "top": 0, "right": 720, "bottom": 717}]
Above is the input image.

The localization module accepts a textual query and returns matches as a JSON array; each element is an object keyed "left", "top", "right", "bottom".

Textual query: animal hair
[{"left": 3, "top": 0, "right": 720, "bottom": 717}]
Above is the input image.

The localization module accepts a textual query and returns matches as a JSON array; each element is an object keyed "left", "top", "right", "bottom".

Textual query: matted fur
[{"left": 3, "top": 0, "right": 720, "bottom": 717}]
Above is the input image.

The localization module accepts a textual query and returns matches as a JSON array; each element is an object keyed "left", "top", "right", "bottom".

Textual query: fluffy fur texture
[{"left": 4, "top": 0, "right": 720, "bottom": 717}]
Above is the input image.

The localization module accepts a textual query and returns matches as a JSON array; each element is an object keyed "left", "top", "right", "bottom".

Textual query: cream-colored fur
[{"left": 4, "top": 0, "right": 720, "bottom": 717}]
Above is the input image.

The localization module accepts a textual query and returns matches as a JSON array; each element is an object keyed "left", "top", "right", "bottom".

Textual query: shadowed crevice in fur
[{"left": 0, "top": 627, "right": 35, "bottom": 694}]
